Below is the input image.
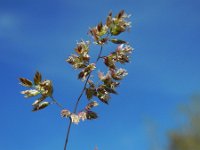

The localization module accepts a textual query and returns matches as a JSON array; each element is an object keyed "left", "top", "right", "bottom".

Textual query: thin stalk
[
  {"left": 64, "top": 45, "right": 103, "bottom": 150},
  {"left": 50, "top": 95, "right": 64, "bottom": 109},
  {"left": 64, "top": 118, "right": 72, "bottom": 150}
]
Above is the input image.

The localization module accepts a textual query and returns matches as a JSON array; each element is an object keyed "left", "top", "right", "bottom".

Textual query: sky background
[{"left": 0, "top": 0, "right": 200, "bottom": 150}]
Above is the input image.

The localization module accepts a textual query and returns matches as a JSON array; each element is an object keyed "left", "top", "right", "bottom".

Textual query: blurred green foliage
[{"left": 168, "top": 95, "right": 200, "bottom": 150}]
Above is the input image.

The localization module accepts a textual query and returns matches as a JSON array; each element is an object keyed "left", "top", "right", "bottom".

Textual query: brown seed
[
  {"left": 117, "top": 10, "right": 125, "bottom": 19},
  {"left": 19, "top": 78, "right": 33, "bottom": 87},
  {"left": 34, "top": 71, "right": 42, "bottom": 85},
  {"left": 97, "top": 22, "right": 103, "bottom": 32}
]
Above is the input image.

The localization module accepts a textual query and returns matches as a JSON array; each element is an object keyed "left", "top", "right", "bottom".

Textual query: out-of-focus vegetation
[{"left": 168, "top": 95, "right": 200, "bottom": 150}]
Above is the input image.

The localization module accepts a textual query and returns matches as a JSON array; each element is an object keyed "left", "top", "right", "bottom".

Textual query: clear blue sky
[{"left": 0, "top": 0, "right": 200, "bottom": 150}]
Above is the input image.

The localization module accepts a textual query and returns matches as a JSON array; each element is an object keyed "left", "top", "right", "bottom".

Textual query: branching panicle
[{"left": 19, "top": 10, "right": 133, "bottom": 150}]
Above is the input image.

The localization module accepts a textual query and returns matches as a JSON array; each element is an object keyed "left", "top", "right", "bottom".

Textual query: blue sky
[{"left": 0, "top": 0, "right": 200, "bottom": 150}]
